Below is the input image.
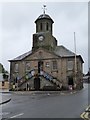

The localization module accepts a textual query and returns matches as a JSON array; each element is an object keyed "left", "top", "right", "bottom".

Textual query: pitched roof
[
  {"left": 9, "top": 45, "right": 84, "bottom": 63},
  {"left": 9, "top": 51, "right": 32, "bottom": 61},
  {"left": 54, "top": 45, "right": 75, "bottom": 57},
  {"left": 9, "top": 47, "right": 60, "bottom": 62},
  {"left": 54, "top": 45, "right": 84, "bottom": 63}
]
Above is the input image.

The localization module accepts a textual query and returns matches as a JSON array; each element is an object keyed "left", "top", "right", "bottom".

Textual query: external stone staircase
[
  {"left": 40, "top": 70, "right": 62, "bottom": 89},
  {"left": 15, "top": 70, "right": 62, "bottom": 90},
  {"left": 17, "top": 70, "right": 35, "bottom": 88}
]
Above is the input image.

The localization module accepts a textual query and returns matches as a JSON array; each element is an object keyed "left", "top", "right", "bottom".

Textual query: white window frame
[
  {"left": 15, "top": 63, "right": 19, "bottom": 72},
  {"left": 67, "top": 60, "right": 73, "bottom": 71},
  {"left": 25, "top": 62, "right": 31, "bottom": 72},
  {"left": 52, "top": 61, "right": 57, "bottom": 70}
]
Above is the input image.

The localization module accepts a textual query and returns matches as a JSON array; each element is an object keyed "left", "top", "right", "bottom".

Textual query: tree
[{"left": 0, "top": 63, "right": 9, "bottom": 80}]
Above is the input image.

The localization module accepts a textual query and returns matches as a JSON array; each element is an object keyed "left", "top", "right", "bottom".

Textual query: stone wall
[{"left": 10, "top": 49, "right": 83, "bottom": 90}]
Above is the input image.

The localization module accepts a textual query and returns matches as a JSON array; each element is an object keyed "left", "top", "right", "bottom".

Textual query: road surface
[{"left": 1, "top": 84, "right": 89, "bottom": 119}]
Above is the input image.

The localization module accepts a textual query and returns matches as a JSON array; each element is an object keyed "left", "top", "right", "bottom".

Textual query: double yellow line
[{"left": 80, "top": 105, "right": 90, "bottom": 119}]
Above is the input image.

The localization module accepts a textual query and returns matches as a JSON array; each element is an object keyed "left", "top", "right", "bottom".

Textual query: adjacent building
[
  {"left": 0, "top": 63, "right": 9, "bottom": 90},
  {"left": 9, "top": 9, "right": 84, "bottom": 91}
]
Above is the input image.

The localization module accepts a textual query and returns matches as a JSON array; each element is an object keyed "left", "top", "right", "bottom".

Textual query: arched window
[
  {"left": 36, "top": 24, "right": 38, "bottom": 32},
  {"left": 40, "top": 23, "right": 42, "bottom": 31},
  {"left": 46, "top": 23, "right": 48, "bottom": 31}
]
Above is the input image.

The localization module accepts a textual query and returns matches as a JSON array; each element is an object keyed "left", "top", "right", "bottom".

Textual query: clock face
[{"left": 38, "top": 35, "right": 44, "bottom": 41}]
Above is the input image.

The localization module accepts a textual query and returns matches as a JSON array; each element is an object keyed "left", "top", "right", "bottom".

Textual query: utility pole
[{"left": 74, "top": 32, "right": 77, "bottom": 83}]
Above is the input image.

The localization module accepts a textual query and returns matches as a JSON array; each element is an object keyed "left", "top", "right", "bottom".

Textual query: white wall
[{"left": 0, "top": 73, "right": 3, "bottom": 81}]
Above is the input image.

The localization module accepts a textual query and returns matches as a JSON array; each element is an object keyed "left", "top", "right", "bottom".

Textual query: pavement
[
  {"left": 12, "top": 90, "right": 78, "bottom": 96},
  {"left": 1, "top": 87, "right": 89, "bottom": 119},
  {"left": 0, "top": 89, "right": 11, "bottom": 105},
  {"left": 2, "top": 86, "right": 88, "bottom": 118}
]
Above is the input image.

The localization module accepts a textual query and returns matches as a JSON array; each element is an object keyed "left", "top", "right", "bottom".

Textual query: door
[
  {"left": 68, "top": 76, "right": 74, "bottom": 86},
  {"left": 34, "top": 75, "right": 40, "bottom": 90},
  {"left": 68, "top": 76, "right": 74, "bottom": 90},
  {"left": 38, "top": 61, "right": 43, "bottom": 74}
]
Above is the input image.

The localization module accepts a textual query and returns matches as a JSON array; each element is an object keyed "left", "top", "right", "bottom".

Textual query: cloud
[{"left": 0, "top": 2, "right": 88, "bottom": 73}]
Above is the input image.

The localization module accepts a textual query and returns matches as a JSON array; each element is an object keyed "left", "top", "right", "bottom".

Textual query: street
[{"left": 1, "top": 84, "right": 89, "bottom": 119}]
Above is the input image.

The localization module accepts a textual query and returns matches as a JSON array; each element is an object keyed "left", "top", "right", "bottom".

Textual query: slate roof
[
  {"left": 9, "top": 51, "right": 32, "bottom": 61},
  {"left": 54, "top": 45, "right": 84, "bottom": 63},
  {"left": 9, "top": 45, "right": 84, "bottom": 63},
  {"left": 54, "top": 45, "right": 75, "bottom": 57},
  {"left": 9, "top": 45, "right": 74, "bottom": 61}
]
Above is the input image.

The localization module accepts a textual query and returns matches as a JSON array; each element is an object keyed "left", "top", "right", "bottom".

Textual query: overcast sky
[{"left": 0, "top": 2, "right": 88, "bottom": 73}]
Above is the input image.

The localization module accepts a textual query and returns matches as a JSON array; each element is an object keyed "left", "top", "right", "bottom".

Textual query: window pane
[
  {"left": 15, "top": 63, "right": 19, "bottom": 72},
  {"left": 67, "top": 61, "right": 73, "bottom": 70},
  {"left": 46, "top": 62, "right": 50, "bottom": 67},
  {"left": 52, "top": 61, "right": 57, "bottom": 69},
  {"left": 26, "top": 62, "right": 30, "bottom": 71}
]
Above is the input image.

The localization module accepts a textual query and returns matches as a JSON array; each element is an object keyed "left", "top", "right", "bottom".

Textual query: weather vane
[{"left": 42, "top": 5, "right": 47, "bottom": 14}]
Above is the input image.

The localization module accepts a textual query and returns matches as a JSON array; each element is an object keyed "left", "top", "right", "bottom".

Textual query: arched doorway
[
  {"left": 38, "top": 61, "right": 43, "bottom": 74},
  {"left": 34, "top": 74, "right": 40, "bottom": 90}
]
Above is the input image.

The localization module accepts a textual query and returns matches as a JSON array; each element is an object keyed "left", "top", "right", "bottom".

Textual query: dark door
[
  {"left": 68, "top": 76, "right": 74, "bottom": 86},
  {"left": 38, "top": 61, "right": 43, "bottom": 74},
  {"left": 34, "top": 76, "right": 40, "bottom": 90}
]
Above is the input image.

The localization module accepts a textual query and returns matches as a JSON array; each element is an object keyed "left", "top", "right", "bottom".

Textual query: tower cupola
[
  {"left": 32, "top": 5, "right": 57, "bottom": 51},
  {"left": 35, "top": 5, "right": 54, "bottom": 35}
]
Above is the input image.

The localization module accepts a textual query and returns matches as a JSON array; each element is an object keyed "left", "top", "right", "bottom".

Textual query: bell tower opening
[
  {"left": 46, "top": 22, "right": 49, "bottom": 31},
  {"left": 40, "top": 23, "right": 43, "bottom": 31},
  {"left": 35, "top": 5, "right": 54, "bottom": 34}
]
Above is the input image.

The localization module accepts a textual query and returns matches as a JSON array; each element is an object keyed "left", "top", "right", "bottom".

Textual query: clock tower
[{"left": 32, "top": 6, "right": 57, "bottom": 51}]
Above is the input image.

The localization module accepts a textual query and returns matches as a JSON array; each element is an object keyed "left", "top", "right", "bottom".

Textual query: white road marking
[
  {"left": 80, "top": 105, "right": 90, "bottom": 119},
  {"left": 10, "top": 113, "right": 24, "bottom": 118},
  {"left": 84, "top": 112, "right": 89, "bottom": 119},
  {"left": 80, "top": 112, "right": 86, "bottom": 119},
  {"left": 86, "top": 105, "right": 90, "bottom": 111}
]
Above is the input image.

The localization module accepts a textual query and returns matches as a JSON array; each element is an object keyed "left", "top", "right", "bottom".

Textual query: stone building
[
  {"left": 9, "top": 9, "right": 84, "bottom": 91},
  {"left": 0, "top": 63, "right": 9, "bottom": 90}
]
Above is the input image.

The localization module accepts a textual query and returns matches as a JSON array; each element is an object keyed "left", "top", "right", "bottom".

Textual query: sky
[{"left": 0, "top": 1, "right": 88, "bottom": 74}]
